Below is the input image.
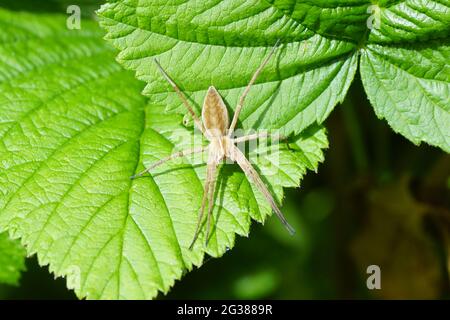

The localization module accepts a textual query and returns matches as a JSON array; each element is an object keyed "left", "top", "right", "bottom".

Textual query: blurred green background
[{"left": 0, "top": 0, "right": 448, "bottom": 300}]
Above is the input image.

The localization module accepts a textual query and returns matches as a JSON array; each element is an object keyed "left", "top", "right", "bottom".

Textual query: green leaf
[
  {"left": 361, "top": 1, "right": 450, "bottom": 152},
  {"left": 368, "top": 0, "right": 450, "bottom": 43},
  {"left": 360, "top": 42, "right": 450, "bottom": 152},
  {"left": 0, "top": 232, "right": 26, "bottom": 286},
  {"left": 266, "top": 0, "right": 371, "bottom": 41},
  {"left": 0, "top": 9, "right": 327, "bottom": 299},
  {"left": 97, "top": 0, "right": 359, "bottom": 136},
  {"left": 0, "top": 0, "right": 104, "bottom": 17},
  {"left": 98, "top": 0, "right": 450, "bottom": 152}
]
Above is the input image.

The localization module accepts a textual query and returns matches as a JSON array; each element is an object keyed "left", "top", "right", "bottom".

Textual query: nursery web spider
[{"left": 132, "top": 40, "right": 295, "bottom": 249}]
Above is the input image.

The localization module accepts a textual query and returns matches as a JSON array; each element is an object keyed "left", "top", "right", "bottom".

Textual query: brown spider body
[{"left": 203, "top": 86, "right": 232, "bottom": 164}]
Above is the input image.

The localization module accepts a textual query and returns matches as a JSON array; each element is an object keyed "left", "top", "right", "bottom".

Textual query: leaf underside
[{"left": 0, "top": 9, "right": 327, "bottom": 299}]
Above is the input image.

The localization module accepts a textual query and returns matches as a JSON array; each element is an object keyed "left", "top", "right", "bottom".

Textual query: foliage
[
  {"left": 0, "top": 232, "right": 26, "bottom": 286},
  {"left": 0, "top": 8, "right": 326, "bottom": 299},
  {"left": 98, "top": 0, "right": 449, "bottom": 151},
  {"left": 0, "top": 0, "right": 448, "bottom": 299}
]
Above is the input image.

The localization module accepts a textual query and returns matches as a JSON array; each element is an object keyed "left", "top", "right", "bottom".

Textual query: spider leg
[
  {"left": 229, "top": 145, "right": 295, "bottom": 235},
  {"left": 189, "top": 162, "right": 217, "bottom": 250},
  {"left": 233, "top": 132, "right": 285, "bottom": 144},
  {"left": 131, "top": 146, "right": 206, "bottom": 179},
  {"left": 228, "top": 40, "right": 281, "bottom": 137},
  {"left": 154, "top": 59, "right": 206, "bottom": 136},
  {"left": 205, "top": 167, "right": 218, "bottom": 246}
]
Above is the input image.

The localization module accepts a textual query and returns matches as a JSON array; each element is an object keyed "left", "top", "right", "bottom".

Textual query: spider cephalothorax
[{"left": 132, "top": 41, "right": 295, "bottom": 249}]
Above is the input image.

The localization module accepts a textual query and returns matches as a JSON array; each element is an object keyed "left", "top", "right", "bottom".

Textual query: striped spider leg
[{"left": 132, "top": 40, "right": 295, "bottom": 250}]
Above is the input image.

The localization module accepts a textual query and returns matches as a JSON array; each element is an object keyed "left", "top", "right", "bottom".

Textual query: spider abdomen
[{"left": 202, "top": 86, "right": 229, "bottom": 137}]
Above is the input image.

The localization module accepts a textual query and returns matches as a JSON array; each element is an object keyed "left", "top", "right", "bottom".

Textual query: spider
[{"left": 131, "top": 41, "right": 295, "bottom": 249}]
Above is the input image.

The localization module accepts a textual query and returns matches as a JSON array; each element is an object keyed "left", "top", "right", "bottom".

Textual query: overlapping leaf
[
  {"left": 360, "top": 41, "right": 450, "bottom": 152},
  {"left": 361, "top": 0, "right": 450, "bottom": 151},
  {"left": 368, "top": 0, "right": 450, "bottom": 43},
  {"left": 0, "top": 9, "right": 327, "bottom": 299}
]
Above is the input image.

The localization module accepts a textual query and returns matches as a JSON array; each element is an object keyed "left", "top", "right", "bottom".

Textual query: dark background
[{"left": 0, "top": 0, "right": 448, "bottom": 300}]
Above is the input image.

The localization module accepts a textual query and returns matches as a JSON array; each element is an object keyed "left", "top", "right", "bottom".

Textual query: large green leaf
[
  {"left": 0, "top": 232, "right": 26, "bottom": 286},
  {"left": 97, "top": 0, "right": 359, "bottom": 136},
  {"left": 0, "top": 9, "right": 327, "bottom": 299},
  {"left": 98, "top": 0, "right": 450, "bottom": 152}
]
